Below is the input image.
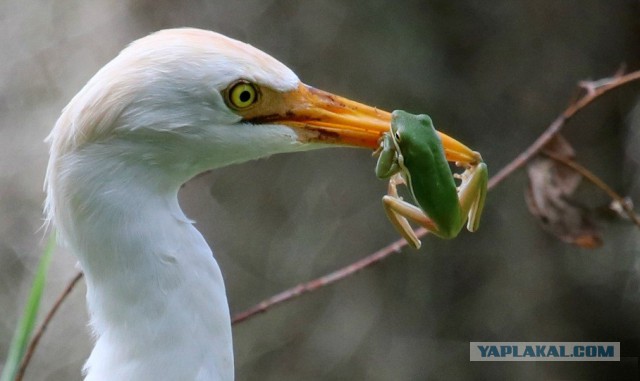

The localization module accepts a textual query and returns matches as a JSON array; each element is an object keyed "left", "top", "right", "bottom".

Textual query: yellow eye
[{"left": 226, "top": 81, "right": 258, "bottom": 109}]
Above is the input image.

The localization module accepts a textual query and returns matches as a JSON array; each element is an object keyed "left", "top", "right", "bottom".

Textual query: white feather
[{"left": 45, "top": 28, "right": 323, "bottom": 380}]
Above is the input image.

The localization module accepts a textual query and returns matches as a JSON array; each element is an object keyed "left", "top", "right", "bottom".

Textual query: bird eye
[{"left": 225, "top": 81, "right": 259, "bottom": 110}]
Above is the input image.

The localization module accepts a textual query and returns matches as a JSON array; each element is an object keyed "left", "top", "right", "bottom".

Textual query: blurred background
[{"left": 2, "top": 0, "right": 640, "bottom": 380}]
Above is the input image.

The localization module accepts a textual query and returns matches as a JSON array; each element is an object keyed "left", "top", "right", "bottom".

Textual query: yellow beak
[
  {"left": 282, "top": 84, "right": 478, "bottom": 164},
  {"left": 245, "top": 83, "right": 480, "bottom": 165}
]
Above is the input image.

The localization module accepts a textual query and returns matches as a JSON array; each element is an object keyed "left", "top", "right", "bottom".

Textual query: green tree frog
[{"left": 375, "top": 110, "right": 488, "bottom": 249}]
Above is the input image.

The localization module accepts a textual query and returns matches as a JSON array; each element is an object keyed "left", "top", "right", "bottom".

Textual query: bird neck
[{"left": 52, "top": 143, "right": 234, "bottom": 380}]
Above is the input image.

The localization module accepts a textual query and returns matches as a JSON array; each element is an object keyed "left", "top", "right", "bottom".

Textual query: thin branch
[
  {"left": 542, "top": 149, "right": 640, "bottom": 229},
  {"left": 232, "top": 236, "right": 411, "bottom": 324},
  {"left": 15, "top": 271, "right": 84, "bottom": 381},
  {"left": 488, "top": 70, "right": 640, "bottom": 189}
]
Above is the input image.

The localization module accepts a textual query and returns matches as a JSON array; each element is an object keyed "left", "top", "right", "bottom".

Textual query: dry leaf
[{"left": 525, "top": 134, "right": 603, "bottom": 248}]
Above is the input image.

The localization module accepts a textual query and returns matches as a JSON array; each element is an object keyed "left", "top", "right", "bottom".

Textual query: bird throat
[{"left": 54, "top": 147, "right": 235, "bottom": 380}]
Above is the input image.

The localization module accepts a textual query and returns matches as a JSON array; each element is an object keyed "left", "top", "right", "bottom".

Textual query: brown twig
[
  {"left": 15, "top": 271, "right": 84, "bottom": 381},
  {"left": 488, "top": 70, "right": 640, "bottom": 189},
  {"left": 232, "top": 236, "right": 411, "bottom": 324},
  {"left": 542, "top": 149, "right": 640, "bottom": 229},
  {"left": 20, "top": 69, "right": 640, "bottom": 377}
]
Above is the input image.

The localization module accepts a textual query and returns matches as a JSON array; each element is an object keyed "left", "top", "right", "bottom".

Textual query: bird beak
[{"left": 250, "top": 83, "right": 480, "bottom": 165}]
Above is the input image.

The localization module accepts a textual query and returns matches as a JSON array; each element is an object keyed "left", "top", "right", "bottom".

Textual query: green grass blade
[{"left": 1, "top": 235, "right": 55, "bottom": 381}]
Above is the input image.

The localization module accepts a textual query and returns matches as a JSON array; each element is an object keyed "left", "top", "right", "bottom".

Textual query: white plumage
[{"left": 44, "top": 28, "right": 384, "bottom": 381}]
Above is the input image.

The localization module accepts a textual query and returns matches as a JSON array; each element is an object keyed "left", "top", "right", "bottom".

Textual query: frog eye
[
  {"left": 225, "top": 80, "right": 259, "bottom": 109},
  {"left": 394, "top": 131, "right": 402, "bottom": 142}
]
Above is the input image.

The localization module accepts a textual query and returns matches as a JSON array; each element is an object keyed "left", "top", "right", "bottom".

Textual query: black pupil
[{"left": 239, "top": 90, "right": 251, "bottom": 103}]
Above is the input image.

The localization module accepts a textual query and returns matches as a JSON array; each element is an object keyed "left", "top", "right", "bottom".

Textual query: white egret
[{"left": 45, "top": 28, "right": 476, "bottom": 380}]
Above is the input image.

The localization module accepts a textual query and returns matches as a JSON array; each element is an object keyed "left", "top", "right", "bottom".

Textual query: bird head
[{"left": 47, "top": 28, "right": 476, "bottom": 176}]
